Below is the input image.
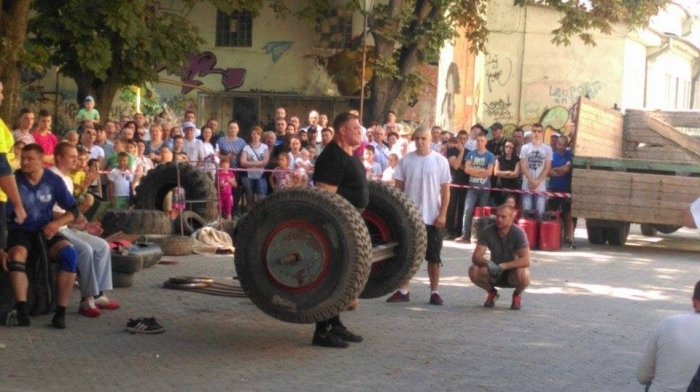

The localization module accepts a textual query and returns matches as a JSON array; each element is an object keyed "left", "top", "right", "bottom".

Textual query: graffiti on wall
[
  {"left": 262, "top": 41, "right": 294, "bottom": 63},
  {"left": 549, "top": 81, "right": 601, "bottom": 105},
  {"left": 485, "top": 55, "right": 512, "bottom": 92},
  {"left": 158, "top": 51, "right": 247, "bottom": 94},
  {"left": 439, "top": 63, "right": 460, "bottom": 131},
  {"left": 484, "top": 96, "right": 513, "bottom": 121}
]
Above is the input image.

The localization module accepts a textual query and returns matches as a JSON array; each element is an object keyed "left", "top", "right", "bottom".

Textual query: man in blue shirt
[
  {"left": 547, "top": 135, "right": 574, "bottom": 247},
  {"left": 456, "top": 133, "right": 495, "bottom": 244},
  {"left": 3, "top": 144, "right": 79, "bottom": 329}
]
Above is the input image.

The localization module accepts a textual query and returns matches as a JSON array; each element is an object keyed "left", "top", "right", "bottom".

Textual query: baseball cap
[
  {"left": 181, "top": 121, "right": 196, "bottom": 129},
  {"left": 85, "top": 95, "right": 94, "bottom": 102}
]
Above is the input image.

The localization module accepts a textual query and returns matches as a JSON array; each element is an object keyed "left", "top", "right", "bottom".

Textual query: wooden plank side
[
  {"left": 574, "top": 97, "right": 624, "bottom": 159},
  {"left": 647, "top": 111, "right": 700, "bottom": 128},
  {"left": 645, "top": 117, "right": 700, "bottom": 161},
  {"left": 573, "top": 169, "right": 700, "bottom": 185}
]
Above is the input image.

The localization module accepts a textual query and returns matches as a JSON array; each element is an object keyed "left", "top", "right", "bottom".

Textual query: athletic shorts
[
  {"left": 425, "top": 225, "right": 444, "bottom": 264},
  {"left": 8, "top": 230, "right": 70, "bottom": 257},
  {"left": 494, "top": 269, "right": 515, "bottom": 289}
]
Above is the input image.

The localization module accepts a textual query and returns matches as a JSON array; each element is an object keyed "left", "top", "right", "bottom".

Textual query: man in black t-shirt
[
  {"left": 445, "top": 130, "right": 469, "bottom": 239},
  {"left": 311, "top": 112, "right": 368, "bottom": 348}
]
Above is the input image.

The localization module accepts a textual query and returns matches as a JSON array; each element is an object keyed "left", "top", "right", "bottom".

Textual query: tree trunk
[
  {"left": 367, "top": 0, "right": 404, "bottom": 124},
  {"left": 0, "top": 0, "right": 31, "bottom": 124}
]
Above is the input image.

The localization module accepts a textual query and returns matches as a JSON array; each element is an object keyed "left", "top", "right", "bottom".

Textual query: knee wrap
[
  {"left": 7, "top": 261, "right": 26, "bottom": 273},
  {"left": 57, "top": 246, "right": 78, "bottom": 273}
]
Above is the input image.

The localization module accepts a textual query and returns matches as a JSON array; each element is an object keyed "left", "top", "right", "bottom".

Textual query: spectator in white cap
[
  {"left": 76, "top": 95, "right": 100, "bottom": 123},
  {"left": 181, "top": 121, "right": 207, "bottom": 167}
]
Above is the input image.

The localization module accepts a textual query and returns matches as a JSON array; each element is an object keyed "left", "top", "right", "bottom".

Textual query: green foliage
[
  {"left": 28, "top": 0, "right": 204, "bottom": 88},
  {"left": 516, "top": 0, "right": 670, "bottom": 46}
]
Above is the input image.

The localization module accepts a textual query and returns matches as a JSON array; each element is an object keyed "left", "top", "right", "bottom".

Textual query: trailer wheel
[
  {"left": 605, "top": 223, "right": 630, "bottom": 246},
  {"left": 640, "top": 224, "right": 657, "bottom": 237},
  {"left": 234, "top": 187, "right": 372, "bottom": 324},
  {"left": 360, "top": 182, "right": 427, "bottom": 299},
  {"left": 653, "top": 225, "right": 681, "bottom": 234},
  {"left": 586, "top": 226, "right": 606, "bottom": 245}
]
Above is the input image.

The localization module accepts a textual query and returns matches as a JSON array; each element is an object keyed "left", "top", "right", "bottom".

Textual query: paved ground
[{"left": 1, "top": 222, "right": 699, "bottom": 392}]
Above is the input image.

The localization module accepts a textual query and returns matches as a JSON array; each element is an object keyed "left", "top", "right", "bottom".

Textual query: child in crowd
[
  {"left": 76, "top": 95, "right": 100, "bottom": 123},
  {"left": 294, "top": 148, "right": 312, "bottom": 185},
  {"left": 270, "top": 153, "right": 300, "bottom": 192},
  {"left": 381, "top": 153, "right": 399, "bottom": 185},
  {"left": 363, "top": 145, "right": 382, "bottom": 181},
  {"left": 217, "top": 156, "right": 237, "bottom": 220},
  {"left": 108, "top": 152, "right": 134, "bottom": 209},
  {"left": 72, "top": 154, "right": 98, "bottom": 213},
  {"left": 306, "top": 145, "right": 317, "bottom": 163}
]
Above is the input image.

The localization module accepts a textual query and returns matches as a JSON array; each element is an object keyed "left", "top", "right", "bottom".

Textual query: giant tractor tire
[
  {"left": 135, "top": 162, "right": 218, "bottom": 221},
  {"left": 234, "top": 187, "right": 372, "bottom": 324},
  {"left": 360, "top": 182, "right": 427, "bottom": 299}
]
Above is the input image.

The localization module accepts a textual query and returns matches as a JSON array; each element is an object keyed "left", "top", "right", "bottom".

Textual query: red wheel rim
[{"left": 261, "top": 219, "right": 331, "bottom": 293}]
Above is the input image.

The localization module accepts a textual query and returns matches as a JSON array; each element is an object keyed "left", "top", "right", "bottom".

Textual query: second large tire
[
  {"left": 360, "top": 182, "right": 427, "bottom": 299},
  {"left": 234, "top": 187, "right": 372, "bottom": 324},
  {"left": 135, "top": 162, "right": 218, "bottom": 221},
  {"left": 100, "top": 209, "right": 173, "bottom": 237},
  {"left": 605, "top": 223, "right": 631, "bottom": 246}
]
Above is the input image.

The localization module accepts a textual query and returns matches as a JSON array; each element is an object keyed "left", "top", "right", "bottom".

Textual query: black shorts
[
  {"left": 547, "top": 197, "right": 571, "bottom": 214},
  {"left": 425, "top": 225, "right": 444, "bottom": 264},
  {"left": 7, "top": 230, "right": 69, "bottom": 256},
  {"left": 494, "top": 270, "right": 515, "bottom": 288}
]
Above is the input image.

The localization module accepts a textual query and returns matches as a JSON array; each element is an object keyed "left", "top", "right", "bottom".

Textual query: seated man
[
  {"left": 468, "top": 204, "right": 531, "bottom": 310},
  {"left": 52, "top": 141, "right": 119, "bottom": 317},
  {"left": 2, "top": 144, "right": 79, "bottom": 329}
]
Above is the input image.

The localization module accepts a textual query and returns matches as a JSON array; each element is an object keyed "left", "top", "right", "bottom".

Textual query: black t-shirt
[
  {"left": 496, "top": 155, "right": 520, "bottom": 189},
  {"left": 313, "top": 141, "right": 369, "bottom": 209},
  {"left": 445, "top": 147, "right": 469, "bottom": 185},
  {"left": 487, "top": 137, "right": 506, "bottom": 158}
]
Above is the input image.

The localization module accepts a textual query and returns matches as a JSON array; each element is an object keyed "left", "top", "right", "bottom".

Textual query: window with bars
[
  {"left": 314, "top": 9, "right": 353, "bottom": 50},
  {"left": 215, "top": 9, "right": 253, "bottom": 47}
]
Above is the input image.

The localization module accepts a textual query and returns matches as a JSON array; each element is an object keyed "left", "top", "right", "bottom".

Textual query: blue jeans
[
  {"left": 462, "top": 188, "right": 490, "bottom": 237},
  {"left": 521, "top": 193, "right": 545, "bottom": 217}
]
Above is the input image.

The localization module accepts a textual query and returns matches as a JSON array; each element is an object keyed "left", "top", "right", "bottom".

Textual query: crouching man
[
  {"left": 468, "top": 204, "right": 531, "bottom": 310},
  {"left": 2, "top": 144, "right": 79, "bottom": 329}
]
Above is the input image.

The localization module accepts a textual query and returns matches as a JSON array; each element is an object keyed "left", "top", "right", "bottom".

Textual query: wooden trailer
[{"left": 571, "top": 97, "right": 700, "bottom": 245}]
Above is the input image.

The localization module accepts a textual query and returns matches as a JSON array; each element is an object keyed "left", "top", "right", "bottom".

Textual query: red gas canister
[
  {"left": 538, "top": 211, "right": 561, "bottom": 251},
  {"left": 517, "top": 210, "right": 539, "bottom": 250}
]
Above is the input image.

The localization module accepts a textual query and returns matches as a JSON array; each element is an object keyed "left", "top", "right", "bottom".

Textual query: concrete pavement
[{"left": 1, "top": 222, "right": 699, "bottom": 391}]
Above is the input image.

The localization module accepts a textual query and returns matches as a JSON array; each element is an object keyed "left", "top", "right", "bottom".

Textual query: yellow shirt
[
  {"left": 70, "top": 170, "right": 87, "bottom": 196},
  {"left": 0, "top": 119, "right": 15, "bottom": 202}
]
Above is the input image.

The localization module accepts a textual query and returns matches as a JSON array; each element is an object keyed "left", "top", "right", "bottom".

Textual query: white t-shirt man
[
  {"left": 182, "top": 138, "right": 207, "bottom": 165},
  {"left": 392, "top": 150, "right": 451, "bottom": 225},
  {"left": 637, "top": 312, "right": 700, "bottom": 392},
  {"left": 519, "top": 142, "right": 553, "bottom": 192}
]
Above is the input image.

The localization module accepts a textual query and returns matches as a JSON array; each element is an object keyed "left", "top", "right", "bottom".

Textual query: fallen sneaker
[
  {"left": 331, "top": 325, "right": 363, "bottom": 343},
  {"left": 429, "top": 293, "right": 444, "bottom": 306},
  {"left": 3, "top": 310, "right": 17, "bottom": 327},
  {"left": 511, "top": 292, "right": 522, "bottom": 310},
  {"left": 126, "top": 317, "right": 166, "bottom": 334},
  {"left": 386, "top": 291, "right": 410, "bottom": 303},
  {"left": 79, "top": 299, "right": 101, "bottom": 318},
  {"left": 484, "top": 289, "right": 499, "bottom": 308},
  {"left": 95, "top": 295, "right": 120, "bottom": 310},
  {"left": 312, "top": 330, "right": 349, "bottom": 348}
]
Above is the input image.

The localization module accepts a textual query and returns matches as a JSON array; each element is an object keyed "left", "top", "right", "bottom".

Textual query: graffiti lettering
[
  {"left": 262, "top": 41, "right": 294, "bottom": 63},
  {"left": 157, "top": 51, "right": 247, "bottom": 94},
  {"left": 549, "top": 81, "right": 602, "bottom": 105},
  {"left": 484, "top": 97, "right": 512, "bottom": 120},
  {"left": 485, "top": 55, "right": 512, "bottom": 92}
]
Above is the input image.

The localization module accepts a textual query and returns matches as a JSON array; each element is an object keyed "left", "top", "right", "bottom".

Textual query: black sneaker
[
  {"left": 126, "top": 317, "right": 166, "bottom": 334},
  {"left": 312, "top": 329, "right": 349, "bottom": 348},
  {"left": 331, "top": 325, "right": 363, "bottom": 343},
  {"left": 51, "top": 313, "right": 66, "bottom": 329},
  {"left": 15, "top": 310, "right": 31, "bottom": 327}
]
